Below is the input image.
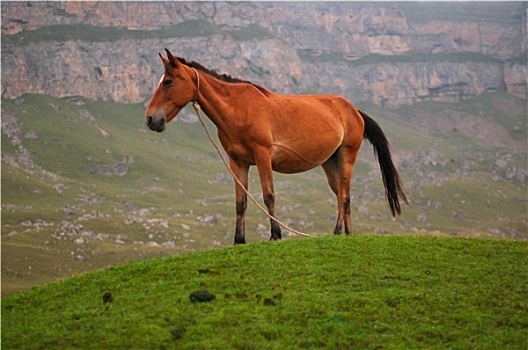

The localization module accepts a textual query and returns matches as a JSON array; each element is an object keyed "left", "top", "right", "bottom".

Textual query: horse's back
[
  {"left": 262, "top": 93, "right": 364, "bottom": 173},
  {"left": 270, "top": 93, "right": 364, "bottom": 146}
]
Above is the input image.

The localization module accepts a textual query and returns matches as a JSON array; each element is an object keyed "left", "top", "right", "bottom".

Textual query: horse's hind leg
[
  {"left": 230, "top": 159, "right": 249, "bottom": 244},
  {"left": 322, "top": 156, "right": 345, "bottom": 234},
  {"left": 322, "top": 147, "right": 358, "bottom": 235}
]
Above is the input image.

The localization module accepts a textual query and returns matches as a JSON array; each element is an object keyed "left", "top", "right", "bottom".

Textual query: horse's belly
[{"left": 271, "top": 141, "right": 338, "bottom": 174}]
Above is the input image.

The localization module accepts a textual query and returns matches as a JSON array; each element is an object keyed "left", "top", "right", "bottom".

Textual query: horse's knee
[
  {"left": 263, "top": 192, "right": 275, "bottom": 208},
  {"left": 262, "top": 191, "right": 281, "bottom": 240},
  {"left": 236, "top": 197, "right": 247, "bottom": 215}
]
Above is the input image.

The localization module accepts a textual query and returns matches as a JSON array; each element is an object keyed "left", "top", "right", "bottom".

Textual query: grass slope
[
  {"left": 1, "top": 21, "right": 273, "bottom": 45},
  {"left": 2, "top": 235, "right": 527, "bottom": 349}
]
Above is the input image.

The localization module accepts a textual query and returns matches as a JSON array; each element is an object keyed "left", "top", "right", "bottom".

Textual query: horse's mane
[{"left": 176, "top": 57, "right": 270, "bottom": 96}]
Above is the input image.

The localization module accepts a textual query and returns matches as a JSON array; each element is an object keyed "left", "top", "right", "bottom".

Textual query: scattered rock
[
  {"left": 171, "top": 325, "right": 187, "bottom": 340},
  {"left": 24, "top": 131, "right": 37, "bottom": 139},
  {"left": 62, "top": 206, "right": 75, "bottom": 215},
  {"left": 79, "top": 109, "right": 95, "bottom": 122},
  {"left": 495, "top": 158, "right": 509, "bottom": 170},
  {"left": 417, "top": 214, "right": 427, "bottom": 222},
  {"left": 162, "top": 240, "right": 175, "bottom": 248},
  {"left": 178, "top": 112, "right": 198, "bottom": 123},
  {"left": 263, "top": 298, "right": 275, "bottom": 306},
  {"left": 102, "top": 291, "right": 113, "bottom": 304},
  {"left": 189, "top": 290, "right": 216, "bottom": 303},
  {"left": 235, "top": 291, "right": 249, "bottom": 300},
  {"left": 87, "top": 156, "right": 134, "bottom": 177},
  {"left": 210, "top": 172, "right": 229, "bottom": 183},
  {"left": 197, "top": 213, "right": 222, "bottom": 225}
]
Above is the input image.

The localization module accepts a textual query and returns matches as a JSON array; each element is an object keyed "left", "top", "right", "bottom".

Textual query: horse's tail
[{"left": 359, "top": 109, "right": 408, "bottom": 216}]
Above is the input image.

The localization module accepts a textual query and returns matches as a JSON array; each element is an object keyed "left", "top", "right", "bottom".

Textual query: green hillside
[
  {"left": 1, "top": 93, "right": 526, "bottom": 295},
  {"left": 1, "top": 21, "right": 273, "bottom": 45},
  {"left": 2, "top": 235, "right": 526, "bottom": 349}
]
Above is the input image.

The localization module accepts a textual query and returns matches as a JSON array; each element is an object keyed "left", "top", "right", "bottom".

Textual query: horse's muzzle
[{"left": 146, "top": 115, "right": 166, "bottom": 133}]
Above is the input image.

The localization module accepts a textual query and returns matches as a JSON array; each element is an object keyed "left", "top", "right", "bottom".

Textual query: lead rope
[{"left": 190, "top": 68, "right": 315, "bottom": 238}]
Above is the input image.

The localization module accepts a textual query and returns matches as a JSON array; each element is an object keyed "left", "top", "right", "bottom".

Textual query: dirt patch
[
  {"left": 418, "top": 110, "right": 523, "bottom": 148},
  {"left": 87, "top": 156, "right": 134, "bottom": 177},
  {"left": 490, "top": 95, "right": 525, "bottom": 116}
]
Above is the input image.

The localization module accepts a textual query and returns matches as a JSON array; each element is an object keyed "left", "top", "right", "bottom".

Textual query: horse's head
[{"left": 145, "top": 49, "right": 197, "bottom": 132}]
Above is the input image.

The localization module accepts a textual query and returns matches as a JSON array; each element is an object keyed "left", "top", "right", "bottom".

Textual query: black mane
[{"left": 176, "top": 57, "right": 270, "bottom": 96}]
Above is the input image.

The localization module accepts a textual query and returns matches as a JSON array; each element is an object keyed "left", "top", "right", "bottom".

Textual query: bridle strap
[{"left": 191, "top": 68, "right": 200, "bottom": 109}]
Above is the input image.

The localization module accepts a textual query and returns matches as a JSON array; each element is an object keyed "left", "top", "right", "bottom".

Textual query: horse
[{"left": 145, "top": 49, "right": 408, "bottom": 244}]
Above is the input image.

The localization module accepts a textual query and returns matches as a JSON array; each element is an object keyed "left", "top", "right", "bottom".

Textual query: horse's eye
[{"left": 164, "top": 80, "right": 173, "bottom": 87}]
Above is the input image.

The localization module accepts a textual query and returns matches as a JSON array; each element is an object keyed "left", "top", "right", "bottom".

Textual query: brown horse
[{"left": 146, "top": 49, "right": 408, "bottom": 244}]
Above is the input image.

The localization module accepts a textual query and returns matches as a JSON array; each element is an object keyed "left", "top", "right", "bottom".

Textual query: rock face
[
  {"left": 1, "top": 2, "right": 526, "bottom": 106},
  {"left": 1, "top": 36, "right": 303, "bottom": 103}
]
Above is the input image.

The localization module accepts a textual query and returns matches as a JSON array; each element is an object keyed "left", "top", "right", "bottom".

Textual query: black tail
[{"left": 359, "top": 109, "right": 408, "bottom": 216}]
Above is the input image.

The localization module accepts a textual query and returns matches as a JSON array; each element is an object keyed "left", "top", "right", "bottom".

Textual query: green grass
[
  {"left": 394, "top": 2, "right": 526, "bottom": 22},
  {"left": 2, "top": 235, "right": 527, "bottom": 349},
  {"left": 1, "top": 21, "right": 273, "bottom": 45}
]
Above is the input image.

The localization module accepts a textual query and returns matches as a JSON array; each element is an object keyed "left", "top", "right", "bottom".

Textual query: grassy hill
[
  {"left": 1, "top": 93, "right": 526, "bottom": 295},
  {"left": 2, "top": 235, "right": 526, "bottom": 349}
]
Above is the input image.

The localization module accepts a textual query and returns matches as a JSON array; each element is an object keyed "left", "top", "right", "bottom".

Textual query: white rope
[{"left": 190, "top": 69, "right": 314, "bottom": 238}]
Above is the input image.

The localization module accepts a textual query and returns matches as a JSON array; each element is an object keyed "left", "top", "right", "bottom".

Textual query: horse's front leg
[
  {"left": 254, "top": 150, "right": 281, "bottom": 241},
  {"left": 230, "top": 159, "right": 249, "bottom": 245}
]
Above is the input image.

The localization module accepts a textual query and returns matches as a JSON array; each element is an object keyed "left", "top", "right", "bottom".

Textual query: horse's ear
[
  {"left": 159, "top": 52, "right": 169, "bottom": 66},
  {"left": 164, "top": 48, "right": 180, "bottom": 69}
]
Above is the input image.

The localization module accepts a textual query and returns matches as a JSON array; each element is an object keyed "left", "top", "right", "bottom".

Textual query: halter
[{"left": 191, "top": 68, "right": 200, "bottom": 111}]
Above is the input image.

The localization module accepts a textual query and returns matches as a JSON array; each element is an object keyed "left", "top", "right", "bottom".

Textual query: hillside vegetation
[
  {"left": 1, "top": 93, "right": 526, "bottom": 295},
  {"left": 2, "top": 235, "right": 526, "bottom": 349},
  {"left": 1, "top": 21, "right": 274, "bottom": 45}
]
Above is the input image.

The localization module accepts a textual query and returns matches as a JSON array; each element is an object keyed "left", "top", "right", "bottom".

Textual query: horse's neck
[{"left": 195, "top": 74, "right": 248, "bottom": 129}]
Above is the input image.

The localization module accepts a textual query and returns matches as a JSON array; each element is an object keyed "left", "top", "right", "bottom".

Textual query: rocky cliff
[{"left": 1, "top": 2, "right": 526, "bottom": 106}]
